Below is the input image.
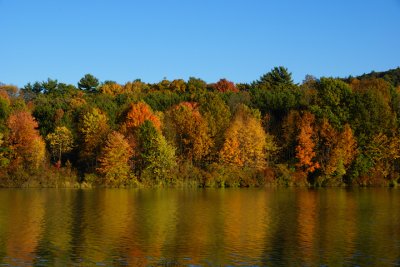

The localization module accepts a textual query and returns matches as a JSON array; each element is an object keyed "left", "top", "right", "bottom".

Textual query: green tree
[
  {"left": 86, "top": 93, "right": 119, "bottom": 129},
  {"left": 78, "top": 74, "right": 99, "bottom": 92},
  {"left": 256, "top": 66, "right": 294, "bottom": 88},
  {"left": 0, "top": 133, "right": 10, "bottom": 170},
  {"left": 143, "top": 91, "right": 185, "bottom": 111},
  {"left": 0, "top": 93, "right": 11, "bottom": 124},
  {"left": 349, "top": 78, "right": 394, "bottom": 145},
  {"left": 310, "top": 78, "right": 353, "bottom": 129},
  {"left": 137, "top": 120, "right": 177, "bottom": 184},
  {"left": 187, "top": 77, "right": 207, "bottom": 93}
]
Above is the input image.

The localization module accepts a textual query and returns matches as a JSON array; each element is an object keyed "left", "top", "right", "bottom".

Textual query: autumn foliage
[
  {"left": 213, "top": 79, "right": 238, "bottom": 93},
  {"left": 97, "top": 131, "right": 133, "bottom": 186},
  {"left": 1, "top": 67, "right": 400, "bottom": 187},
  {"left": 122, "top": 102, "right": 161, "bottom": 132},
  {"left": 79, "top": 108, "right": 109, "bottom": 169},
  {"left": 7, "top": 111, "right": 46, "bottom": 170},
  {"left": 165, "top": 102, "right": 212, "bottom": 163},
  {"left": 220, "top": 105, "right": 266, "bottom": 168},
  {"left": 295, "top": 112, "right": 320, "bottom": 173}
]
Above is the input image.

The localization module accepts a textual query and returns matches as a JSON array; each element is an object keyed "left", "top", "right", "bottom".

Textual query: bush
[
  {"left": 206, "top": 163, "right": 265, "bottom": 188},
  {"left": 274, "top": 164, "right": 295, "bottom": 186}
]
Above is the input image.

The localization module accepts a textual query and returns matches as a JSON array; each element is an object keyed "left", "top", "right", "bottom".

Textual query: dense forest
[{"left": 1, "top": 67, "right": 400, "bottom": 187}]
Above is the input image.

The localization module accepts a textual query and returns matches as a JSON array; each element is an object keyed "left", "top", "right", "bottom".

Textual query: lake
[{"left": 0, "top": 188, "right": 399, "bottom": 266}]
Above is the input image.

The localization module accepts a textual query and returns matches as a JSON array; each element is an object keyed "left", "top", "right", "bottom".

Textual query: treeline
[{"left": 0, "top": 66, "right": 400, "bottom": 187}]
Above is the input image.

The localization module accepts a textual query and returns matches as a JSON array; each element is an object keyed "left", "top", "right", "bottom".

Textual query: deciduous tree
[
  {"left": 199, "top": 93, "right": 231, "bottom": 159},
  {"left": 220, "top": 104, "right": 267, "bottom": 169},
  {"left": 310, "top": 78, "right": 353, "bottom": 129},
  {"left": 7, "top": 111, "right": 46, "bottom": 170},
  {"left": 137, "top": 120, "right": 176, "bottom": 184},
  {"left": 79, "top": 108, "right": 109, "bottom": 170},
  {"left": 296, "top": 112, "right": 319, "bottom": 174},
  {"left": 46, "top": 126, "right": 74, "bottom": 165},
  {"left": 164, "top": 102, "right": 212, "bottom": 164},
  {"left": 316, "top": 121, "right": 357, "bottom": 184},
  {"left": 121, "top": 102, "right": 161, "bottom": 133},
  {"left": 0, "top": 92, "right": 11, "bottom": 124},
  {"left": 0, "top": 133, "right": 10, "bottom": 169},
  {"left": 99, "top": 82, "right": 123, "bottom": 96},
  {"left": 187, "top": 77, "right": 207, "bottom": 93},
  {"left": 365, "top": 132, "right": 400, "bottom": 179},
  {"left": 169, "top": 79, "right": 187, "bottom": 93},
  {"left": 97, "top": 131, "right": 133, "bottom": 186},
  {"left": 213, "top": 79, "right": 238, "bottom": 93}
]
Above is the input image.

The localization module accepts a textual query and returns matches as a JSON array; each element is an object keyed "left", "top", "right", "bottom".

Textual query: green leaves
[
  {"left": 138, "top": 121, "right": 177, "bottom": 185},
  {"left": 78, "top": 74, "right": 99, "bottom": 92},
  {"left": 256, "top": 66, "right": 294, "bottom": 88},
  {"left": 311, "top": 78, "right": 353, "bottom": 130}
]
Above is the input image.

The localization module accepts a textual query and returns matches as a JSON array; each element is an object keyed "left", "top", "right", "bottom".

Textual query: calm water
[{"left": 0, "top": 188, "right": 399, "bottom": 266}]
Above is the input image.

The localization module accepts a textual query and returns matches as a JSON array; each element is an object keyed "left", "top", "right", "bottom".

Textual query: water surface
[{"left": 0, "top": 188, "right": 399, "bottom": 266}]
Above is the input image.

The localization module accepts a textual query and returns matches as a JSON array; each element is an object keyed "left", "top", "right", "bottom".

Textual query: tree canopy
[{"left": 0, "top": 67, "right": 399, "bottom": 187}]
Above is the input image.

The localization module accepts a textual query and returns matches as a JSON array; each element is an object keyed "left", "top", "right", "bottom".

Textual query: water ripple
[{"left": 0, "top": 188, "right": 399, "bottom": 266}]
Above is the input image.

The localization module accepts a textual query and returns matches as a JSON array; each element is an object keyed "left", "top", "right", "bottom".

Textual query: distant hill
[{"left": 355, "top": 67, "right": 400, "bottom": 87}]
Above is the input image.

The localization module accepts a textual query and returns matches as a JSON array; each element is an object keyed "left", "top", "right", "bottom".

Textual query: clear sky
[{"left": 1, "top": 0, "right": 399, "bottom": 87}]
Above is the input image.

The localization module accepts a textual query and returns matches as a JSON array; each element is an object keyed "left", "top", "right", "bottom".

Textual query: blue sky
[{"left": 1, "top": 0, "right": 399, "bottom": 87}]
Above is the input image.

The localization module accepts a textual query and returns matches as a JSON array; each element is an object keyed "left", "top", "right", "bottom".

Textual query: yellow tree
[
  {"left": 325, "top": 124, "right": 357, "bottom": 177},
  {"left": 99, "top": 82, "right": 123, "bottom": 96},
  {"left": 367, "top": 132, "right": 399, "bottom": 179},
  {"left": 123, "top": 80, "right": 149, "bottom": 94},
  {"left": 79, "top": 108, "right": 109, "bottom": 170},
  {"left": 220, "top": 104, "right": 267, "bottom": 169},
  {"left": 169, "top": 79, "right": 186, "bottom": 93},
  {"left": 316, "top": 121, "right": 356, "bottom": 184},
  {"left": 199, "top": 93, "right": 232, "bottom": 161},
  {"left": 164, "top": 102, "right": 212, "bottom": 164},
  {"left": 295, "top": 112, "right": 319, "bottom": 174},
  {"left": 46, "top": 126, "right": 74, "bottom": 165},
  {"left": 336, "top": 124, "right": 357, "bottom": 170},
  {"left": 97, "top": 131, "right": 133, "bottom": 186}
]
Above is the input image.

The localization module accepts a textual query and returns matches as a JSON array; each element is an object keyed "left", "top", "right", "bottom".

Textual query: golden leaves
[{"left": 220, "top": 105, "right": 267, "bottom": 169}]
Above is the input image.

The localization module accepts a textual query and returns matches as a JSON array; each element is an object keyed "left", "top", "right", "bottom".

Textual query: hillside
[{"left": 355, "top": 67, "right": 400, "bottom": 87}]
